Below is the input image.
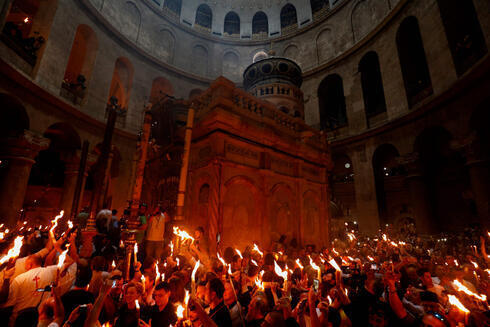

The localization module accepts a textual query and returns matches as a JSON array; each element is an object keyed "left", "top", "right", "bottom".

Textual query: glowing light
[
  {"left": 328, "top": 258, "right": 341, "bottom": 272},
  {"left": 111, "top": 260, "right": 116, "bottom": 269},
  {"left": 452, "top": 280, "right": 487, "bottom": 301},
  {"left": 50, "top": 210, "right": 64, "bottom": 234},
  {"left": 228, "top": 264, "right": 232, "bottom": 275},
  {"left": 0, "top": 236, "right": 24, "bottom": 264},
  {"left": 0, "top": 232, "right": 3, "bottom": 240},
  {"left": 470, "top": 261, "right": 478, "bottom": 269},
  {"left": 454, "top": 259, "right": 459, "bottom": 267},
  {"left": 347, "top": 233, "right": 355, "bottom": 241},
  {"left": 253, "top": 244, "right": 263, "bottom": 256},
  {"left": 254, "top": 277, "right": 264, "bottom": 291},
  {"left": 156, "top": 261, "right": 161, "bottom": 282},
  {"left": 135, "top": 300, "right": 140, "bottom": 310},
  {"left": 274, "top": 261, "right": 288, "bottom": 280},
  {"left": 327, "top": 296, "right": 332, "bottom": 305},
  {"left": 382, "top": 234, "right": 387, "bottom": 242},
  {"left": 67, "top": 220, "right": 73, "bottom": 229},
  {"left": 217, "top": 253, "right": 226, "bottom": 267},
  {"left": 295, "top": 259, "right": 303, "bottom": 269},
  {"left": 235, "top": 249, "right": 243, "bottom": 259},
  {"left": 447, "top": 295, "right": 469, "bottom": 313},
  {"left": 134, "top": 243, "right": 138, "bottom": 264},
  {"left": 173, "top": 227, "right": 194, "bottom": 242},
  {"left": 176, "top": 304, "right": 185, "bottom": 319},
  {"left": 367, "top": 256, "right": 374, "bottom": 261},
  {"left": 57, "top": 246, "right": 69, "bottom": 269},
  {"left": 184, "top": 290, "right": 189, "bottom": 306},
  {"left": 24, "top": 17, "right": 29, "bottom": 23},
  {"left": 191, "top": 260, "right": 200, "bottom": 284},
  {"left": 169, "top": 241, "right": 174, "bottom": 256},
  {"left": 332, "top": 248, "right": 339, "bottom": 255},
  {"left": 176, "top": 258, "right": 180, "bottom": 267},
  {"left": 251, "top": 259, "right": 258, "bottom": 266}
]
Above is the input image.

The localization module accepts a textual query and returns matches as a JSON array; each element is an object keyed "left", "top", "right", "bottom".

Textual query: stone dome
[{"left": 243, "top": 56, "right": 303, "bottom": 91}]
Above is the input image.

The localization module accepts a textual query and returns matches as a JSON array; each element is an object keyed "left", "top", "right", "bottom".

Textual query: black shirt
[
  {"left": 209, "top": 301, "right": 232, "bottom": 327},
  {"left": 146, "top": 303, "right": 177, "bottom": 327},
  {"left": 61, "top": 289, "right": 95, "bottom": 327}
]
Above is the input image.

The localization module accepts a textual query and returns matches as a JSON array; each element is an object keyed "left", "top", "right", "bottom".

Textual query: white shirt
[
  {"left": 146, "top": 213, "right": 166, "bottom": 241},
  {"left": 3, "top": 263, "right": 77, "bottom": 326}
]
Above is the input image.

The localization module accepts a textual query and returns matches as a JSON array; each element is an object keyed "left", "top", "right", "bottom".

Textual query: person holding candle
[
  {"left": 115, "top": 282, "right": 144, "bottom": 327},
  {"left": 223, "top": 279, "right": 244, "bottom": 327},
  {"left": 140, "top": 281, "right": 177, "bottom": 327}
]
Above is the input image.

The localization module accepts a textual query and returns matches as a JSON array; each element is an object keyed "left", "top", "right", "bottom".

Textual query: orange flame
[
  {"left": 448, "top": 295, "right": 469, "bottom": 313},
  {"left": 235, "top": 249, "right": 243, "bottom": 259},
  {"left": 173, "top": 227, "right": 194, "bottom": 242},
  {"left": 50, "top": 210, "right": 64, "bottom": 234},
  {"left": 295, "top": 259, "right": 304, "bottom": 269},
  {"left": 328, "top": 258, "right": 341, "bottom": 272},
  {"left": 176, "top": 304, "right": 185, "bottom": 319},
  {"left": 57, "top": 246, "right": 69, "bottom": 269},
  {"left": 191, "top": 260, "right": 200, "bottom": 283},
  {"left": 0, "top": 236, "right": 24, "bottom": 264},
  {"left": 253, "top": 244, "right": 263, "bottom": 256},
  {"left": 274, "top": 261, "right": 288, "bottom": 280},
  {"left": 452, "top": 280, "right": 487, "bottom": 301}
]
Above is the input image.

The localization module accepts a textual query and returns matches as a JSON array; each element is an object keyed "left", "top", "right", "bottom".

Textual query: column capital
[{"left": 0, "top": 130, "right": 50, "bottom": 164}]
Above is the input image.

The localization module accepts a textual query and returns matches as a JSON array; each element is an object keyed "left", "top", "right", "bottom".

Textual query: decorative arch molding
[
  {"left": 191, "top": 44, "right": 210, "bottom": 76},
  {"left": 269, "top": 182, "right": 295, "bottom": 199},
  {"left": 120, "top": 1, "right": 142, "bottom": 43},
  {"left": 315, "top": 26, "right": 337, "bottom": 64},
  {"left": 224, "top": 175, "right": 260, "bottom": 196},
  {"left": 156, "top": 26, "right": 176, "bottom": 63},
  {"left": 350, "top": 0, "right": 390, "bottom": 43}
]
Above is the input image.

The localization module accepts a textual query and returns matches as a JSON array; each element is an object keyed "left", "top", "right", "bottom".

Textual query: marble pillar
[
  {"left": 400, "top": 153, "right": 433, "bottom": 234},
  {"left": 59, "top": 153, "right": 81, "bottom": 218},
  {"left": 0, "top": 131, "right": 49, "bottom": 225}
]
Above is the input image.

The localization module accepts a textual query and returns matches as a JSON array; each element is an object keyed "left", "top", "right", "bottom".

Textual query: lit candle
[
  {"left": 0, "top": 236, "right": 24, "bottom": 264},
  {"left": 310, "top": 257, "right": 321, "bottom": 281},
  {"left": 134, "top": 243, "right": 138, "bottom": 267},
  {"left": 191, "top": 260, "right": 200, "bottom": 296}
]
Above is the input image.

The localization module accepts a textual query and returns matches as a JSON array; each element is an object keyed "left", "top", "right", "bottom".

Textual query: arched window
[
  {"left": 359, "top": 52, "right": 387, "bottom": 121},
  {"left": 164, "top": 0, "right": 182, "bottom": 17},
  {"left": 436, "top": 0, "right": 487, "bottom": 76},
  {"left": 224, "top": 11, "right": 240, "bottom": 36},
  {"left": 318, "top": 74, "right": 348, "bottom": 131},
  {"left": 311, "top": 0, "right": 328, "bottom": 15},
  {"left": 396, "top": 17, "right": 433, "bottom": 108},
  {"left": 280, "top": 4, "right": 297, "bottom": 31},
  {"left": 61, "top": 25, "right": 98, "bottom": 104},
  {"left": 1, "top": 0, "right": 58, "bottom": 67},
  {"left": 107, "top": 57, "right": 134, "bottom": 110},
  {"left": 252, "top": 11, "right": 268, "bottom": 38},
  {"left": 195, "top": 4, "right": 212, "bottom": 31}
]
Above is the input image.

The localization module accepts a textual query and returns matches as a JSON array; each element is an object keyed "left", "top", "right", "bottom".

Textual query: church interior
[{"left": 0, "top": 0, "right": 488, "bottom": 247}]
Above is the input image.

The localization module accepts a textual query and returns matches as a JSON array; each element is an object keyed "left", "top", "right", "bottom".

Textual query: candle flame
[
  {"left": 328, "top": 258, "right": 341, "bottom": 272},
  {"left": 176, "top": 304, "right": 184, "bottom": 319},
  {"left": 173, "top": 227, "right": 194, "bottom": 242},
  {"left": 50, "top": 210, "right": 64, "bottom": 234},
  {"left": 24, "top": 17, "right": 29, "bottom": 23},
  {"left": 112, "top": 260, "right": 116, "bottom": 268},
  {"left": 176, "top": 258, "right": 180, "bottom": 267},
  {"left": 470, "top": 261, "right": 478, "bottom": 269},
  {"left": 184, "top": 290, "right": 189, "bottom": 305},
  {"left": 274, "top": 261, "right": 288, "bottom": 280},
  {"left": 309, "top": 257, "right": 320, "bottom": 272},
  {"left": 250, "top": 259, "right": 258, "bottom": 266},
  {"left": 295, "top": 259, "right": 303, "bottom": 269},
  {"left": 347, "top": 233, "right": 355, "bottom": 241},
  {"left": 57, "top": 246, "right": 69, "bottom": 269},
  {"left": 367, "top": 256, "right": 374, "bottom": 261},
  {"left": 452, "top": 280, "right": 487, "bottom": 301},
  {"left": 0, "top": 236, "right": 24, "bottom": 264},
  {"left": 0, "top": 232, "right": 3, "bottom": 240},
  {"left": 156, "top": 261, "right": 161, "bottom": 282},
  {"left": 191, "top": 260, "right": 200, "bottom": 282},
  {"left": 169, "top": 241, "right": 174, "bottom": 256},
  {"left": 327, "top": 295, "right": 332, "bottom": 305},
  {"left": 448, "top": 295, "right": 469, "bottom": 313},
  {"left": 235, "top": 248, "right": 243, "bottom": 259},
  {"left": 382, "top": 234, "right": 387, "bottom": 242},
  {"left": 67, "top": 220, "right": 73, "bottom": 229},
  {"left": 254, "top": 277, "right": 264, "bottom": 291},
  {"left": 253, "top": 244, "right": 263, "bottom": 256},
  {"left": 228, "top": 264, "right": 232, "bottom": 276},
  {"left": 332, "top": 248, "right": 339, "bottom": 255},
  {"left": 135, "top": 299, "right": 140, "bottom": 310},
  {"left": 217, "top": 253, "right": 226, "bottom": 267}
]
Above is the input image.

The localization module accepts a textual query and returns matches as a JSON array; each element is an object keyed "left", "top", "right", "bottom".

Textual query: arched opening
[
  {"left": 222, "top": 51, "right": 239, "bottom": 80},
  {"left": 1, "top": 0, "right": 58, "bottom": 67},
  {"left": 164, "top": 0, "right": 182, "bottom": 17},
  {"left": 436, "top": 0, "right": 487, "bottom": 76},
  {"left": 318, "top": 74, "right": 347, "bottom": 131},
  {"left": 359, "top": 51, "right": 387, "bottom": 125},
  {"left": 396, "top": 16, "right": 433, "bottom": 108},
  {"left": 330, "top": 153, "right": 356, "bottom": 224},
  {"left": 252, "top": 11, "right": 268, "bottom": 39},
  {"left": 195, "top": 4, "right": 212, "bottom": 31},
  {"left": 61, "top": 24, "right": 98, "bottom": 105},
  {"left": 311, "top": 0, "right": 329, "bottom": 16},
  {"left": 372, "top": 144, "right": 402, "bottom": 225},
  {"left": 0, "top": 94, "right": 29, "bottom": 138},
  {"left": 107, "top": 57, "right": 134, "bottom": 110},
  {"left": 26, "top": 123, "right": 81, "bottom": 218},
  {"left": 149, "top": 77, "right": 174, "bottom": 105},
  {"left": 191, "top": 45, "right": 208, "bottom": 76},
  {"left": 415, "top": 127, "right": 473, "bottom": 230},
  {"left": 223, "top": 11, "right": 240, "bottom": 37},
  {"left": 280, "top": 4, "right": 297, "bottom": 33}
]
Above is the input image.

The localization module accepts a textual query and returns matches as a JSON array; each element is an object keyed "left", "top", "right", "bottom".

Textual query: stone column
[
  {"left": 77, "top": 153, "right": 97, "bottom": 213},
  {"left": 0, "top": 131, "right": 49, "bottom": 226},
  {"left": 59, "top": 153, "right": 81, "bottom": 218},
  {"left": 400, "top": 153, "right": 433, "bottom": 234},
  {"left": 463, "top": 143, "right": 489, "bottom": 227}
]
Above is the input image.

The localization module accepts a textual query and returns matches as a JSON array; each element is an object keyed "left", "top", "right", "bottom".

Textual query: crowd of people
[{"left": 0, "top": 207, "right": 488, "bottom": 327}]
